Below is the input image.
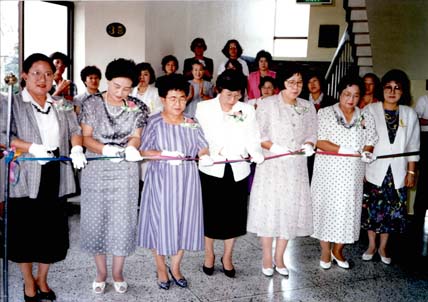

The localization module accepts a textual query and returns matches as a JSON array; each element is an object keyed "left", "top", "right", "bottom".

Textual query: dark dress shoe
[
  {"left": 23, "top": 285, "right": 39, "bottom": 302},
  {"left": 202, "top": 255, "right": 215, "bottom": 276},
  {"left": 202, "top": 264, "right": 214, "bottom": 276},
  {"left": 158, "top": 279, "right": 171, "bottom": 290},
  {"left": 221, "top": 257, "right": 236, "bottom": 278},
  {"left": 38, "top": 288, "right": 56, "bottom": 301},
  {"left": 168, "top": 268, "right": 188, "bottom": 288}
]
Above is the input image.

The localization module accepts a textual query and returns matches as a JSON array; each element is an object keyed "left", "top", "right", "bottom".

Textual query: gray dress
[{"left": 80, "top": 94, "right": 149, "bottom": 256}]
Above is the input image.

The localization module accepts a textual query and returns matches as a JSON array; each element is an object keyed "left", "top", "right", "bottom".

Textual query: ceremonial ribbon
[{"left": 4, "top": 149, "right": 419, "bottom": 164}]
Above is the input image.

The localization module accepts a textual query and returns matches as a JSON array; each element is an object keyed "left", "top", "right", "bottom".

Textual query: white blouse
[{"left": 23, "top": 88, "right": 59, "bottom": 150}]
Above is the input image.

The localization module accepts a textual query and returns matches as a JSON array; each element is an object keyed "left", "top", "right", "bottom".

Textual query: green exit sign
[{"left": 297, "top": 0, "right": 333, "bottom": 4}]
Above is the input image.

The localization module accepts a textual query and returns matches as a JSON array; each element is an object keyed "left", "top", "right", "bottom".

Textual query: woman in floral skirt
[{"left": 361, "top": 69, "right": 420, "bottom": 265}]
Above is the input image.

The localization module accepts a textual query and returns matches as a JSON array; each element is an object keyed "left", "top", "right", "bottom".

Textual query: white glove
[
  {"left": 69, "top": 145, "right": 87, "bottom": 169},
  {"left": 301, "top": 143, "right": 315, "bottom": 157},
  {"left": 124, "top": 146, "right": 143, "bottom": 162},
  {"left": 199, "top": 154, "right": 214, "bottom": 166},
  {"left": 250, "top": 152, "right": 265, "bottom": 164},
  {"left": 102, "top": 145, "right": 124, "bottom": 163},
  {"left": 161, "top": 150, "right": 184, "bottom": 166},
  {"left": 269, "top": 144, "right": 291, "bottom": 155},
  {"left": 361, "top": 151, "right": 376, "bottom": 163},
  {"left": 338, "top": 145, "right": 360, "bottom": 155},
  {"left": 29, "top": 143, "right": 53, "bottom": 165}
]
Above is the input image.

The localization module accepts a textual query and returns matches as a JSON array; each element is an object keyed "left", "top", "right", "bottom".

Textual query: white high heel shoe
[
  {"left": 331, "top": 252, "right": 350, "bottom": 269},
  {"left": 262, "top": 267, "right": 274, "bottom": 277},
  {"left": 320, "top": 260, "right": 332, "bottom": 270},
  {"left": 378, "top": 251, "right": 391, "bottom": 265},
  {"left": 92, "top": 280, "right": 106, "bottom": 294},
  {"left": 275, "top": 266, "right": 289, "bottom": 276},
  {"left": 362, "top": 249, "right": 377, "bottom": 261},
  {"left": 113, "top": 280, "right": 128, "bottom": 294}
]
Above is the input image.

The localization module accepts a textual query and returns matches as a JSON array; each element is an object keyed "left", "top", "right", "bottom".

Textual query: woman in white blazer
[
  {"left": 195, "top": 69, "right": 264, "bottom": 278},
  {"left": 361, "top": 69, "right": 420, "bottom": 265}
]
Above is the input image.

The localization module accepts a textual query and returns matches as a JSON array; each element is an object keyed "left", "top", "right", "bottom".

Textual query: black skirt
[
  {"left": 8, "top": 155, "right": 69, "bottom": 263},
  {"left": 200, "top": 164, "right": 249, "bottom": 240}
]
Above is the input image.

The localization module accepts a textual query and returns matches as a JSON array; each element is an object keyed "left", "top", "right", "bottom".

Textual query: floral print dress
[{"left": 361, "top": 109, "right": 408, "bottom": 233}]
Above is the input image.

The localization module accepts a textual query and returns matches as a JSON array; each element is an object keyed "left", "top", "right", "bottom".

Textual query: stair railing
[{"left": 325, "top": 25, "right": 357, "bottom": 100}]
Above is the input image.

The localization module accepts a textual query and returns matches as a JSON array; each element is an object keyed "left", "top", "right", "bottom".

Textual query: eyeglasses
[
  {"left": 286, "top": 80, "right": 303, "bottom": 88},
  {"left": 28, "top": 71, "right": 54, "bottom": 79},
  {"left": 341, "top": 91, "right": 360, "bottom": 99},
  {"left": 384, "top": 85, "right": 402, "bottom": 93},
  {"left": 224, "top": 93, "right": 242, "bottom": 100},
  {"left": 166, "top": 96, "right": 187, "bottom": 104}
]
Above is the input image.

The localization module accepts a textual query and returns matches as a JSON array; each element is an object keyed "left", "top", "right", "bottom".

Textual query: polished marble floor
[{"left": 2, "top": 206, "right": 428, "bottom": 302}]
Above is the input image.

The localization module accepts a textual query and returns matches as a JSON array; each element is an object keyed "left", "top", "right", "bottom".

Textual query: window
[
  {"left": 24, "top": 1, "right": 74, "bottom": 79},
  {"left": 0, "top": 1, "right": 19, "bottom": 93},
  {"left": 273, "top": 0, "right": 310, "bottom": 58},
  {"left": 0, "top": 1, "right": 74, "bottom": 93}
]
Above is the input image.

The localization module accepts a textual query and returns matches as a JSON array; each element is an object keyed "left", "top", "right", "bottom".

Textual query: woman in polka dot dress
[
  {"left": 79, "top": 58, "right": 149, "bottom": 294},
  {"left": 311, "top": 75, "right": 378, "bottom": 270}
]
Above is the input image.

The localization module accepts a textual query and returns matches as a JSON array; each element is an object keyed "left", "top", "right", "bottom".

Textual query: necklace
[
  {"left": 333, "top": 108, "right": 360, "bottom": 129},
  {"left": 104, "top": 92, "right": 124, "bottom": 117}
]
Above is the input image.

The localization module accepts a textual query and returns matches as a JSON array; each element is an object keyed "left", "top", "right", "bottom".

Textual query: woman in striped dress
[{"left": 137, "top": 74, "right": 211, "bottom": 289}]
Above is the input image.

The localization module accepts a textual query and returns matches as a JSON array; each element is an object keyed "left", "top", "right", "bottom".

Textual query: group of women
[{"left": 1, "top": 46, "right": 421, "bottom": 301}]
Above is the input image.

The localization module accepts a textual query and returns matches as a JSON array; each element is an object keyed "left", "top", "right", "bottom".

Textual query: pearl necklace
[{"left": 104, "top": 92, "right": 124, "bottom": 117}]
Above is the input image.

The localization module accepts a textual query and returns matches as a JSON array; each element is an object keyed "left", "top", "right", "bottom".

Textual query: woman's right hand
[
  {"left": 269, "top": 144, "right": 291, "bottom": 155},
  {"left": 29, "top": 143, "right": 53, "bottom": 165},
  {"left": 161, "top": 150, "right": 184, "bottom": 166},
  {"left": 102, "top": 145, "right": 124, "bottom": 163}
]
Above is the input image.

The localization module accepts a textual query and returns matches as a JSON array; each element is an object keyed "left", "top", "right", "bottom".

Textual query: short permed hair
[
  {"left": 80, "top": 65, "right": 102, "bottom": 84},
  {"left": 221, "top": 39, "right": 243, "bottom": 58},
  {"left": 258, "top": 76, "right": 277, "bottom": 91},
  {"left": 190, "top": 37, "right": 207, "bottom": 52},
  {"left": 255, "top": 50, "right": 273, "bottom": 66},
  {"left": 105, "top": 58, "right": 139, "bottom": 87},
  {"left": 337, "top": 74, "right": 365, "bottom": 97},
  {"left": 305, "top": 70, "right": 326, "bottom": 93},
  {"left": 136, "top": 62, "right": 156, "bottom": 84},
  {"left": 216, "top": 69, "right": 246, "bottom": 93},
  {"left": 276, "top": 63, "right": 304, "bottom": 90},
  {"left": 50, "top": 51, "right": 70, "bottom": 67},
  {"left": 161, "top": 55, "right": 179, "bottom": 73},
  {"left": 23, "top": 53, "right": 55, "bottom": 74},
  {"left": 157, "top": 74, "right": 190, "bottom": 98},
  {"left": 380, "top": 69, "right": 411, "bottom": 106}
]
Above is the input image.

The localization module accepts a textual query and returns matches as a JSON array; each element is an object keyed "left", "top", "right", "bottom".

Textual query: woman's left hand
[{"left": 405, "top": 173, "right": 416, "bottom": 188}]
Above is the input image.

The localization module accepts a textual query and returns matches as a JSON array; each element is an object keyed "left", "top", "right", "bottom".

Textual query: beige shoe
[
  {"left": 331, "top": 252, "right": 350, "bottom": 269},
  {"left": 113, "top": 281, "right": 128, "bottom": 294},
  {"left": 362, "top": 249, "right": 377, "bottom": 261},
  {"left": 92, "top": 281, "right": 106, "bottom": 294},
  {"left": 378, "top": 251, "right": 391, "bottom": 265},
  {"left": 262, "top": 267, "right": 274, "bottom": 277},
  {"left": 320, "top": 260, "right": 332, "bottom": 270}
]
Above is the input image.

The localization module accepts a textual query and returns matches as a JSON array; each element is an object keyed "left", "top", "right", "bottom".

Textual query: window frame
[
  {"left": 19, "top": 1, "right": 74, "bottom": 80},
  {"left": 273, "top": 0, "right": 310, "bottom": 58}
]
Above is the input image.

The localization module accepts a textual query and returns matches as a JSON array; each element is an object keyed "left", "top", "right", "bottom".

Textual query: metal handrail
[
  {"left": 325, "top": 24, "right": 356, "bottom": 100},
  {"left": 325, "top": 24, "right": 350, "bottom": 79}
]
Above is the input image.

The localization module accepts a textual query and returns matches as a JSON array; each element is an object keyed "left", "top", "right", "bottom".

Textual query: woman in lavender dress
[{"left": 137, "top": 74, "right": 211, "bottom": 290}]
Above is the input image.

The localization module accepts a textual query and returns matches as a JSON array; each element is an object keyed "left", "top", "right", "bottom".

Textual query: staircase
[
  {"left": 325, "top": 0, "right": 373, "bottom": 99},
  {"left": 347, "top": 0, "right": 373, "bottom": 76}
]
